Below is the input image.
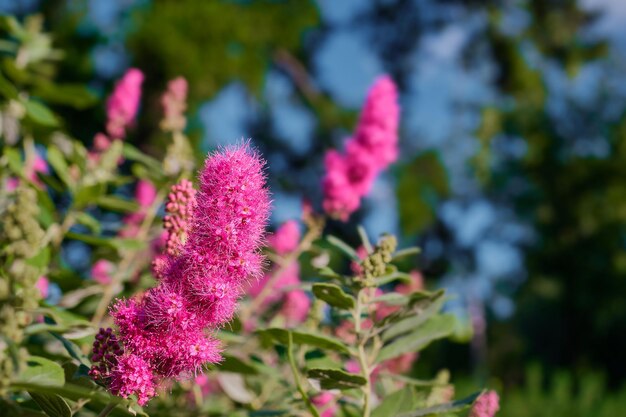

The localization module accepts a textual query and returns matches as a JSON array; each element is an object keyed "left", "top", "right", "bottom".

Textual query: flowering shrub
[{"left": 0, "top": 15, "right": 497, "bottom": 417}]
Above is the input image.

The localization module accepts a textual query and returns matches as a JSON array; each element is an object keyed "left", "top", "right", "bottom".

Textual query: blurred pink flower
[
  {"left": 106, "top": 68, "right": 144, "bottom": 139},
  {"left": 91, "top": 260, "right": 114, "bottom": 285},
  {"left": 161, "top": 77, "right": 188, "bottom": 132},
  {"left": 312, "top": 392, "right": 337, "bottom": 417},
  {"left": 268, "top": 220, "right": 301, "bottom": 255},
  {"left": 36, "top": 276, "right": 49, "bottom": 299},
  {"left": 281, "top": 289, "right": 310, "bottom": 327},
  {"left": 469, "top": 390, "right": 500, "bottom": 417}
]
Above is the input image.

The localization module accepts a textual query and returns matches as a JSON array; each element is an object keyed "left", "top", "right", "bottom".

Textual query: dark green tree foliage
[
  {"left": 128, "top": 0, "right": 319, "bottom": 107},
  {"left": 476, "top": 1, "right": 626, "bottom": 384}
]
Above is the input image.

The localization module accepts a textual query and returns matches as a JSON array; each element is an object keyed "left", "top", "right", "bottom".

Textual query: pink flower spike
[
  {"left": 161, "top": 76, "right": 188, "bottom": 132},
  {"left": 93, "top": 142, "right": 270, "bottom": 405},
  {"left": 469, "top": 390, "right": 500, "bottom": 417},
  {"left": 106, "top": 68, "right": 144, "bottom": 139},
  {"left": 322, "top": 75, "right": 400, "bottom": 221}
]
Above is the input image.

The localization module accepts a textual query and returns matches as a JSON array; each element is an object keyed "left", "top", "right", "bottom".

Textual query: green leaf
[
  {"left": 357, "top": 225, "right": 373, "bottom": 253},
  {"left": 25, "top": 247, "right": 50, "bottom": 269},
  {"left": 217, "top": 355, "right": 259, "bottom": 375},
  {"left": 4, "top": 147, "right": 23, "bottom": 173},
  {"left": 73, "top": 184, "right": 105, "bottom": 209},
  {"left": 46, "top": 147, "right": 73, "bottom": 188},
  {"left": 327, "top": 235, "right": 360, "bottom": 261},
  {"left": 122, "top": 143, "right": 163, "bottom": 172},
  {"left": 65, "top": 232, "right": 115, "bottom": 248},
  {"left": 311, "top": 283, "right": 355, "bottom": 309},
  {"left": 33, "top": 83, "right": 97, "bottom": 109},
  {"left": 306, "top": 368, "right": 366, "bottom": 390},
  {"left": 75, "top": 212, "right": 101, "bottom": 234},
  {"left": 376, "top": 314, "right": 457, "bottom": 363},
  {"left": 257, "top": 328, "right": 350, "bottom": 354},
  {"left": 96, "top": 196, "right": 140, "bottom": 213},
  {"left": 23, "top": 100, "right": 58, "bottom": 127},
  {"left": 28, "top": 392, "right": 71, "bottom": 417},
  {"left": 397, "top": 151, "right": 449, "bottom": 236},
  {"left": 380, "top": 290, "right": 446, "bottom": 341},
  {"left": 372, "top": 387, "right": 418, "bottom": 417},
  {"left": 14, "top": 357, "right": 64, "bottom": 388},
  {"left": 391, "top": 247, "right": 421, "bottom": 262},
  {"left": 396, "top": 391, "right": 481, "bottom": 417}
]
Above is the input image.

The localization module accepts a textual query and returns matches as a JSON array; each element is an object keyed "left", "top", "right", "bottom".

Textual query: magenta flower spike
[
  {"left": 91, "top": 144, "right": 270, "bottom": 405},
  {"left": 106, "top": 68, "right": 144, "bottom": 139},
  {"left": 322, "top": 75, "right": 400, "bottom": 221}
]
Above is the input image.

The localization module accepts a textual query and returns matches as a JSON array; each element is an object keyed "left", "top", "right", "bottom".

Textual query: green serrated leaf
[
  {"left": 381, "top": 290, "right": 446, "bottom": 341},
  {"left": 257, "top": 328, "right": 350, "bottom": 354},
  {"left": 312, "top": 283, "right": 355, "bottom": 309},
  {"left": 396, "top": 391, "right": 481, "bottom": 417},
  {"left": 23, "top": 100, "right": 58, "bottom": 127},
  {"left": 28, "top": 392, "right": 71, "bottom": 417},
  {"left": 376, "top": 314, "right": 457, "bottom": 363},
  {"left": 14, "top": 357, "right": 64, "bottom": 387},
  {"left": 306, "top": 368, "right": 366, "bottom": 390}
]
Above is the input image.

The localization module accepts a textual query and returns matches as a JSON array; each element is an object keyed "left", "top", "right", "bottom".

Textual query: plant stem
[
  {"left": 354, "top": 290, "right": 372, "bottom": 417},
  {"left": 97, "top": 402, "right": 117, "bottom": 417},
  {"left": 287, "top": 332, "right": 321, "bottom": 417}
]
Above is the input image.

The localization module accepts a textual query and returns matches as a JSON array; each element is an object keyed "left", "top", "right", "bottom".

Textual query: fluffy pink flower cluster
[
  {"left": 106, "top": 68, "right": 144, "bottom": 139},
  {"left": 469, "top": 390, "right": 500, "bottom": 417},
  {"left": 322, "top": 76, "right": 400, "bottom": 220},
  {"left": 248, "top": 220, "right": 310, "bottom": 327},
  {"left": 91, "top": 145, "right": 270, "bottom": 405},
  {"left": 161, "top": 77, "right": 188, "bottom": 132}
]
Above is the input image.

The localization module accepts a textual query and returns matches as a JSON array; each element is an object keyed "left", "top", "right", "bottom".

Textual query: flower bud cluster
[
  {"left": 359, "top": 234, "right": 397, "bottom": 286},
  {"left": 164, "top": 179, "right": 196, "bottom": 256}
]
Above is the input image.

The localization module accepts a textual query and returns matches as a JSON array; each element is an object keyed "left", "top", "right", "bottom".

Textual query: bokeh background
[{"left": 3, "top": 0, "right": 626, "bottom": 414}]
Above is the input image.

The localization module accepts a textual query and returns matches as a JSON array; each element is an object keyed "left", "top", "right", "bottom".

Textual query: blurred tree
[{"left": 474, "top": 0, "right": 626, "bottom": 385}]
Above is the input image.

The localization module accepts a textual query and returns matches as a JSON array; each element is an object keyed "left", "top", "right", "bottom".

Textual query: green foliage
[
  {"left": 499, "top": 366, "right": 626, "bottom": 417},
  {"left": 128, "top": 0, "right": 319, "bottom": 107},
  {"left": 397, "top": 151, "right": 449, "bottom": 235}
]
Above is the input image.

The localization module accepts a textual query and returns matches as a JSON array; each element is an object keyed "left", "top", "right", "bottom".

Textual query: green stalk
[{"left": 287, "top": 332, "right": 321, "bottom": 417}]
